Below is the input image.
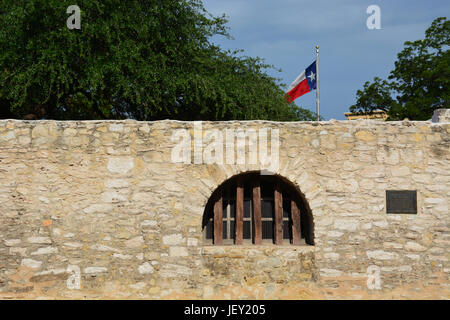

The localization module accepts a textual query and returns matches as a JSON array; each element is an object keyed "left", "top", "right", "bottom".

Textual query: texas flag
[{"left": 286, "top": 61, "right": 317, "bottom": 103}]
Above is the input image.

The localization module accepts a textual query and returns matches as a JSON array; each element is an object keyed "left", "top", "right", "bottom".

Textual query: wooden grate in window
[{"left": 205, "top": 174, "right": 308, "bottom": 246}]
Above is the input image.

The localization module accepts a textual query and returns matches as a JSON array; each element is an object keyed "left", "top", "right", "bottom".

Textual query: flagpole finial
[{"left": 316, "top": 45, "right": 319, "bottom": 49}]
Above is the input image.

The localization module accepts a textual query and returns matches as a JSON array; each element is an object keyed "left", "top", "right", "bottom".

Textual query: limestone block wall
[
  {"left": 433, "top": 109, "right": 450, "bottom": 123},
  {"left": 0, "top": 119, "right": 448, "bottom": 299}
]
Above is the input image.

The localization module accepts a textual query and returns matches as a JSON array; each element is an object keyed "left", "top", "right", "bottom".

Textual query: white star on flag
[{"left": 308, "top": 71, "right": 315, "bottom": 82}]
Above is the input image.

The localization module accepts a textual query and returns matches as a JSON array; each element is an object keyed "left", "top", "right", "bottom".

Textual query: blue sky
[{"left": 203, "top": 0, "right": 449, "bottom": 120}]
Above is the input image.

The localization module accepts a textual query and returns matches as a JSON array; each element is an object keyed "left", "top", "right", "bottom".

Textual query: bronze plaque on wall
[{"left": 386, "top": 190, "right": 417, "bottom": 214}]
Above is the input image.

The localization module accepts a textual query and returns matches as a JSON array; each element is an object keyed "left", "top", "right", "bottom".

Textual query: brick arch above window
[{"left": 202, "top": 172, "right": 314, "bottom": 246}]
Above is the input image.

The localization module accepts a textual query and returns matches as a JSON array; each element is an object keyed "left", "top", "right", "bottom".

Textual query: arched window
[{"left": 202, "top": 172, "right": 314, "bottom": 246}]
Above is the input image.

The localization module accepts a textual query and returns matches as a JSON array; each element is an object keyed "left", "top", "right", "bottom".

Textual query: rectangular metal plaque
[{"left": 386, "top": 190, "right": 417, "bottom": 214}]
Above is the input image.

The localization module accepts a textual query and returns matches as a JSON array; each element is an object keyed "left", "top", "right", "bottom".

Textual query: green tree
[
  {"left": 349, "top": 77, "right": 397, "bottom": 114},
  {"left": 350, "top": 17, "right": 449, "bottom": 120},
  {"left": 0, "top": 0, "right": 317, "bottom": 121}
]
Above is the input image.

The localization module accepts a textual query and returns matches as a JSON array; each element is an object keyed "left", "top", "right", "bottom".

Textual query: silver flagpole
[{"left": 316, "top": 45, "right": 320, "bottom": 121}]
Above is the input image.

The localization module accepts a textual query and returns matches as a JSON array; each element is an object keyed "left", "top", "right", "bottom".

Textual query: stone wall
[
  {"left": 0, "top": 118, "right": 448, "bottom": 299},
  {"left": 433, "top": 109, "right": 450, "bottom": 123}
]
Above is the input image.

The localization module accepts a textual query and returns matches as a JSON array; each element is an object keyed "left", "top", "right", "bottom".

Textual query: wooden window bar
[
  {"left": 252, "top": 178, "right": 262, "bottom": 245},
  {"left": 235, "top": 177, "right": 244, "bottom": 245},
  {"left": 213, "top": 193, "right": 223, "bottom": 245},
  {"left": 291, "top": 199, "right": 302, "bottom": 245},
  {"left": 274, "top": 182, "right": 283, "bottom": 245}
]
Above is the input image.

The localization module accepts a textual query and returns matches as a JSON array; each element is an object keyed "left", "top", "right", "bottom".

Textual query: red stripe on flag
[{"left": 286, "top": 79, "right": 310, "bottom": 103}]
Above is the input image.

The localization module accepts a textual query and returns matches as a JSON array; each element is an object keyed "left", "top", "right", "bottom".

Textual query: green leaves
[
  {"left": 350, "top": 77, "right": 396, "bottom": 114},
  {"left": 350, "top": 17, "right": 449, "bottom": 121},
  {"left": 0, "top": 0, "right": 314, "bottom": 121}
]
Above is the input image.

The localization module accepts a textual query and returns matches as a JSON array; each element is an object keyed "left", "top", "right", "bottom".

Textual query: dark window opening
[{"left": 203, "top": 172, "right": 314, "bottom": 246}]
